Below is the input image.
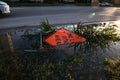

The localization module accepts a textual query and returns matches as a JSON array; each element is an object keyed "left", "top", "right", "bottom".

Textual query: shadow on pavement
[{"left": 0, "top": 14, "right": 10, "bottom": 18}]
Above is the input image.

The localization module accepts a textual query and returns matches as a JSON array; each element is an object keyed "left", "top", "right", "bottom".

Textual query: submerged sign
[{"left": 44, "top": 28, "right": 86, "bottom": 46}]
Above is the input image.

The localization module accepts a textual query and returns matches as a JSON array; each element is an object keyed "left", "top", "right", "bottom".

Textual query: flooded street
[
  {"left": 0, "top": 21, "right": 120, "bottom": 79},
  {"left": 1, "top": 21, "right": 120, "bottom": 54}
]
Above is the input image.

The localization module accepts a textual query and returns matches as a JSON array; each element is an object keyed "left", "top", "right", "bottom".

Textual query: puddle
[{"left": 0, "top": 21, "right": 120, "bottom": 55}]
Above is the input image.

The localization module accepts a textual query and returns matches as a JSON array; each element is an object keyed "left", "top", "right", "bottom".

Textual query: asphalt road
[{"left": 0, "top": 6, "right": 120, "bottom": 29}]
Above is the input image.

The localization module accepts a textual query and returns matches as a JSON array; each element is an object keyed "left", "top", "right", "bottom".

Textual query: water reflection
[{"left": 0, "top": 21, "right": 120, "bottom": 54}]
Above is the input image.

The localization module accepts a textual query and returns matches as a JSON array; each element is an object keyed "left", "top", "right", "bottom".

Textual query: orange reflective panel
[{"left": 44, "top": 27, "right": 86, "bottom": 46}]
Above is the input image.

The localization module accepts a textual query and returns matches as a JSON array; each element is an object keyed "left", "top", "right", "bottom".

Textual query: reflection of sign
[{"left": 44, "top": 28, "right": 86, "bottom": 46}]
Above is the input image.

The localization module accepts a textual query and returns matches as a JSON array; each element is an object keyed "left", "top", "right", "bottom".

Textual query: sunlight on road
[
  {"left": 89, "top": 12, "right": 96, "bottom": 18},
  {"left": 114, "top": 20, "right": 120, "bottom": 35},
  {"left": 88, "top": 7, "right": 118, "bottom": 19},
  {"left": 98, "top": 8, "right": 118, "bottom": 16},
  {"left": 115, "top": 20, "right": 120, "bottom": 25}
]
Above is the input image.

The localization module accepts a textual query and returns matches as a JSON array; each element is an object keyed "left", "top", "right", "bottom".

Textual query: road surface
[{"left": 0, "top": 6, "right": 120, "bottom": 29}]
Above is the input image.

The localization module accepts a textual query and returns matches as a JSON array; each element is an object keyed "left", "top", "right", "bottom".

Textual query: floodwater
[
  {"left": 0, "top": 21, "right": 120, "bottom": 79},
  {"left": 0, "top": 21, "right": 120, "bottom": 55}
]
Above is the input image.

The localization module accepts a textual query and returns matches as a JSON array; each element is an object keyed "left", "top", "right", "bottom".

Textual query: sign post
[{"left": 37, "top": 29, "right": 43, "bottom": 48}]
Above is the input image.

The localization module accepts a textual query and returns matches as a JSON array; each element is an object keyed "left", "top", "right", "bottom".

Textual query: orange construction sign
[{"left": 44, "top": 27, "right": 86, "bottom": 46}]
